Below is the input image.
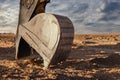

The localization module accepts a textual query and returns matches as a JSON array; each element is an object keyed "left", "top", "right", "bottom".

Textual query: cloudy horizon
[{"left": 0, "top": 0, "right": 120, "bottom": 34}]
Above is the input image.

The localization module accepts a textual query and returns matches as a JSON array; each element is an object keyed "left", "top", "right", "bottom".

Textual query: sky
[{"left": 0, "top": 0, "right": 120, "bottom": 34}]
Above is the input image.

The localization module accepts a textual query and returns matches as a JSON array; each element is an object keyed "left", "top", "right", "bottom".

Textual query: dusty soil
[{"left": 0, "top": 33, "right": 120, "bottom": 80}]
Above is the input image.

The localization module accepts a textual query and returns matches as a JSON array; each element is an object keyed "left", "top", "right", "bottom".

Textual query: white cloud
[
  {"left": 0, "top": 0, "right": 19, "bottom": 33},
  {"left": 0, "top": 0, "right": 120, "bottom": 34}
]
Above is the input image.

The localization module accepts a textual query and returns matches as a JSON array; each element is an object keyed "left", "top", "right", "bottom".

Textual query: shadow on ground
[
  {"left": 0, "top": 35, "right": 120, "bottom": 80},
  {"left": 0, "top": 47, "right": 15, "bottom": 60}
]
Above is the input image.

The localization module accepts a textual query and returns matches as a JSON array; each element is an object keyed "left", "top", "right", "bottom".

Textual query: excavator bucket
[{"left": 16, "top": 0, "right": 74, "bottom": 69}]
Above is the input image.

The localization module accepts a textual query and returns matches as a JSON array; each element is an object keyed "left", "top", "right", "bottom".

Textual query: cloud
[
  {"left": 0, "top": 0, "right": 19, "bottom": 33},
  {"left": 100, "top": 2, "right": 120, "bottom": 21},
  {"left": 0, "top": 0, "right": 120, "bottom": 34}
]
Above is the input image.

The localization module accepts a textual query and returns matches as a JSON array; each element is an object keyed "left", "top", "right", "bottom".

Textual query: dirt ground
[{"left": 0, "top": 33, "right": 120, "bottom": 80}]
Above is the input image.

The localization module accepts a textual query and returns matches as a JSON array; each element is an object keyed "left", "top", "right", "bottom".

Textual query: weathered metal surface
[
  {"left": 16, "top": 0, "right": 49, "bottom": 58},
  {"left": 18, "top": 0, "right": 49, "bottom": 24},
  {"left": 16, "top": 0, "right": 74, "bottom": 69}
]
